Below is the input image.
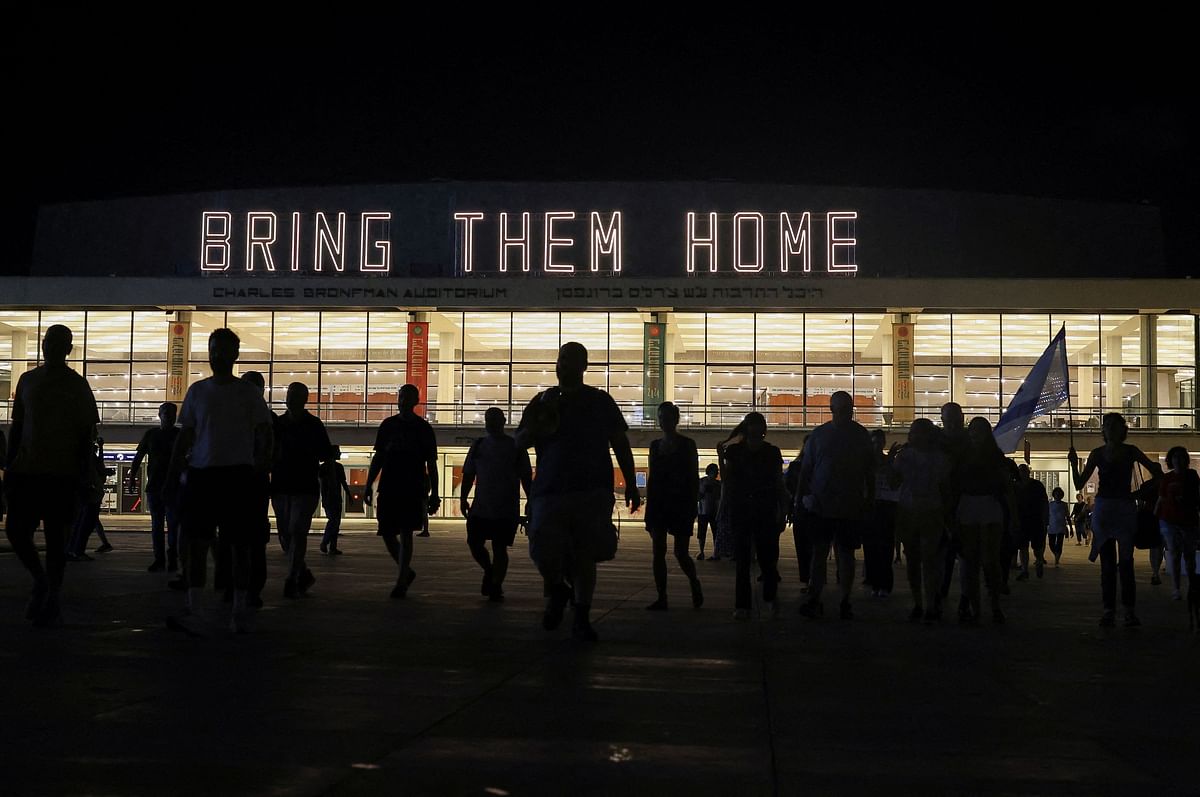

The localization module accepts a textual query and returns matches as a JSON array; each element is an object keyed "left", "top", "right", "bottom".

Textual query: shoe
[
  {"left": 691, "top": 579, "right": 704, "bottom": 609},
  {"left": 839, "top": 600, "right": 854, "bottom": 621},
  {"left": 878, "top": 590, "right": 890, "bottom": 599},
  {"left": 298, "top": 569, "right": 316, "bottom": 594},
  {"left": 1035, "top": 562, "right": 1044, "bottom": 579},
  {"left": 390, "top": 580, "right": 408, "bottom": 599},
  {"left": 1151, "top": 575, "right": 1162, "bottom": 586},
  {"left": 708, "top": 555, "right": 720, "bottom": 561},
  {"left": 992, "top": 608, "right": 1006, "bottom": 625},
  {"left": 481, "top": 573, "right": 493, "bottom": 597},
  {"left": 32, "top": 595, "right": 62, "bottom": 628},
  {"left": 147, "top": 559, "right": 166, "bottom": 573},
  {"left": 798, "top": 600, "right": 824, "bottom": 619},
  {"left": 1123, "top": 612, "right": 1141, "bottom": 628},
  {"left": 764, "top": 599, "right": 780, "bottom": 617},
  {"left": 406, "top": 568, "right": 417, "bottom": 586},
  {"left": 25, "top": 584, "right": 48, "bottom": 621},
  {"left": 1099, "top": 611, "right": 1116, "bottom": 628},
  {"left": 95, "top": 543, "right": 113, "bottom": 554},
  {"left": 168, "top": 577, "right": 187, "bottom": 591},
  {"left": 958, "top": 605, "right": 976, "bottom": 624},
  {"left": 923, "top": 608, "right": 941, "bottom": 625},
  {"left": 417, "top": 530, "right": 430, "bottom": 538},
  {"left": 283, "top": 579, "right": 299, "bottom": 599},
  {"left": 646, "top": 597, "right": 669, "bottom": 611},
  {"left": 542, "top": 584, "right": 570, "bottom": 630},
  {"left": 696, "top": 552, "right": 705, "bottom": 561},
  {"left": 230, "top": 613, "right": 252, "bottom": 635},
  {"left": 319, "top": 542, "right": 328, "bottom": 554},
  {"left": 487, "top": 584, "right": 505, "bottom": 603},
  {"left": 732, "top": 608, "right": 752, "bottom": 621},
  {"left": 330, "top": 548, "right": 343, "bottom": 556},
  {"left": 1171, "top": 590, "right": 1182, "bottom": 601},
  {"left": 572, "top": 619, "right": 598, "bottom": 643},
  {"left": 1015, "top": 571, "right": 1029, "bottom": 582},
  {"left": 910, "top": 605, "right": 924, "bottom": 622}
]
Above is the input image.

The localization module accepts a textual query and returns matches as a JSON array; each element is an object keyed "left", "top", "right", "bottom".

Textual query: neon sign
[{"left": 201, "top": 209, "right": 855, "bottom": 275}]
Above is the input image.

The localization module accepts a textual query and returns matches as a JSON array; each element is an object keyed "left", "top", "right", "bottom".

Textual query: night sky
[{"left": 5, "top": 12, "right": 1196, "bottom": 277}]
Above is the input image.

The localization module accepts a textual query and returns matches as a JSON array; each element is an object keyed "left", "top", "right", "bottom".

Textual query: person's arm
[
  {"left": 1041, "top": 486, "right": 1050, "bottom": 528},
  {"left": 1068, "top": 447, "right": 1097, "bottom": 491},
  {"left": 513, "top": 396, "right": 542, "bottom": 450},
  {"left": 253, "top": 420, "right": 274, "bottom": 474},
  {"left": 127, "top": 431, "right": 151, "bottom": 486},
  {"left": 1130, "top": 445, "right": 1163, "bottom": 478},
  {"left": 5, "top": 375, "right": 25, "bottom": 470},
  {"left": 339, "top": 464, "right": 352, "bottom": 503},
  {"left": 460, "top": 442, "right": 477, "bottom": 517},
  {"left": 863, "top": 435, "right": 876, "bottom": 505},
  {"left": 686, "top": 440, "right": 700, "bottom": 510},
  {"left": 425, "top": 427, "right": 440, "bottom": 514},
  {"left": 364, "top": 451, "right": 383, "bottom": 506},
  {"left": 610, "top": 429, "right": 641, "bottom": 512},
  {"left": 517, "top": 447, "right": 533, "bottom": 501},
  {"left": 165, "top": 426, "right": 195, "bottom": 500}
]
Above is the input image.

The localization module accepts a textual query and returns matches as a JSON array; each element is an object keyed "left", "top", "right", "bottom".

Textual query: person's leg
[
  {"left": 1032, "top": 530, "right": 1046, "bottom": 572},
  {"left": 794, "top": 520, "right": 812, "bottom": 584},
  {"left": 878, "top": 503, "right": 896, "bottom": 595},
  {"left": 272, "top": 496, "right": 290, "bottom": 554},
  {"left": 149, "top": 493, "right": 167, "bottom": 566},
  {"left": 1118, "top": 538, "right": 1137, "bottom": 621},
  {"left": 920, "top": 512, "right": 944, "bottom": 616},
  {"left": 94, "top": 514, "right": 109, "bottom": 548},
  {"left": 166, "top": 498, "right": 180, "bottom": 571},
  {"left": 940, "top": 544, "right": 957, "bottom": 598},
  {"left": 898, "top": 510, "right": 923, "bottom": 613},
  {"left": 649, "top": 528, "right": 668, "bottom": 606},
  {"left": 5, "top": 478, "right": 48, "bottom": 595},
  {"left": 492, "top": 542, "right": 510, "bottom": 588},
  {"left": 1149, "top": 545, "right": 1163, "bottom": 584},
  {"left": 287, "top": 494, "right": 318, "bottom": 586},
  {"left": 807, "top": 531, "right": 833, "bottom": 607},
  {"left": 398, "top": 528, "right": 415, "bottom": 585},
  {"left": 980, "top": 522, "right": 1004, "bottom": 620},
  {"left": 696, "top": 515, "right": 709, "bottom": 557},
  {"left": 957, "top": 523, "right": 982, "bottom": 618},
  {"left": 835, "top": 535, "right": 856, "bottom": 617},
  {"left": 1098, "top": 538, "right": 1117, "bottom": 622},
  {"left": 1018, "top": 540, "right": 1030, "bottom": 577},
  {"left": 734, "top": 526, "right": 753, "bottom": 611},
  {"left": 1160, "top": 526, "right": 1181, "bottom": 594},
  {"left": 466, "top": 520, "right": 495, "bottom": 588},
  {"left": 673, "top": 533, "right": 703, "bottom": 607},
  {"left": 756, "top": 525, "right": 780, "bottom": 604}
]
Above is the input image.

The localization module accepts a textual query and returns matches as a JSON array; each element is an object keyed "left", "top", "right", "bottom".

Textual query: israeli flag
[{"left": 993, "top": 325, "right": 1070, "bottom": 453}]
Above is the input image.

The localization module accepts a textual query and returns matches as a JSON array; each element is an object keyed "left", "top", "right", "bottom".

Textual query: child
[{"left": 1048, "top": 487, "right": 1068, "bottom": 567}]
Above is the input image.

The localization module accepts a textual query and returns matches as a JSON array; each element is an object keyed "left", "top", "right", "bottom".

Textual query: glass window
[
  {"left": 512, "top": 364, "right": 557, "bottom": 407},
  {"left": 462, "top": 365, "right": 510, "bottom": 411},
  {"left": 609, "top": 312, "right": 648, "bottom": 363},
  {"left": 85, "top": 312, "right": 132, "bottom": 361},
  {"left": 706, "top": 314, "right": 754, "bottom": 363},
  {"left": 40, "top": 311, "right": 86, "bottom": 366},
  {"left": 271, "top": 311, "right": 318, "bottom": 362},
  {"left": 463, "top": 312, "right": 511, "bottom": 362},
  {"left": 427, "top": 312, "right": 463, "bottom": 364},
  {"left": 1001, "top": 314, "right": 1051, "bottom": 367},
  {"left": 1157, "top": 314, "right": 1195, "bottom": 366},
  {"left": 1052, "top": 314, "right": 1101, "bottom": 366},
  {"left": 561, "top": 312, "right": 608, "bottom": 361},
  {"left": 368, "top": 312, "right": 408, "bottom": 362},
  {"left": 131, "top": 363, "right": 167, "bottom": 407},
  {"left": 855, "top": 365, "right": 887, "bottom": 428},
  {"left": 805, "top": 366, "right": 853, "bottom": 424},
  {"left": 318, "top": 363, "right": 366, "bottom": 425},
  {"left": 133, "top": 311, "right": 170, "bottom": 361},
  {"left": 954, "top": 366, "right": 1002, "bottom": 422},
  {"left": 853, "top": 313, "right": 890, "bottom": 364},
  {"left": 85, "top": 361, "right": 131, "bottom": 422},
  {"left": 512, "top": 313, "right": 560, "bottom": 362},
  {"left": 755, "top": 313, "right": 804, "bottom": 363},
  {"left": 320, "top": 312, "right": 367, "bottom": 360},
  {"left": 670, "top": 365, "right": 704, "bottom": 423},
  {"left": 188, "top": 312, "right": 227, "bottom": 358},
  {"left": 952, "top": 314, "right": 1001, "bottom": 366},
  {"left": 805, "top": 313, "right": 852, "bottom": 364},
  {"left": 271, "top": 362, "right": 319, "bottom": 407},
  {"left": 0, "top": 311, "right": 40, "bottom": 403},
  {"left": 607, "top": 364, "right": 643, "bottom": 418},
  {"left": 708, "top": 365, "right": 754, "bottom": 428},
  {"left": 224, "top": 312, "right": 273, "bottom": 361},
  {"left": 366, "top": 365, "right": 405, "bottom": 423},
  {"left": 665, "top": 313, "right": 705, "bottom": 363},
  {"left": 914, "top": 366, "right": 952, "bottom": 420},
  {"left": 914, "top": 313, "right": 951, "bottom": 364}
]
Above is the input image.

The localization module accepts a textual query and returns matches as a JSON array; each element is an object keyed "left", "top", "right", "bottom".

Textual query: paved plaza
[{"left": 2, "top": 519, "right": 1197, "bottom": 796}]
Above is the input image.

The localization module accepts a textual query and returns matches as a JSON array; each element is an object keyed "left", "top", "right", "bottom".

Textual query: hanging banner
[
  {"left": 643, "top": 322, "right": 666, "bottom": 413},
  {"left": 892, "top": 322, "right": 915, "bottom": 424},
  {"left": 406, "top": 321, "right": 429, "bottom": 417},
  {"left": 166, "top": 311, "right": 192, "bottom": 406}
]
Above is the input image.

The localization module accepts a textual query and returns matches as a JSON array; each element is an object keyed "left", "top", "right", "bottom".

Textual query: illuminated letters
[
  {"left": 454, "top": 212, "right": 484, "bottom": 272},
  {"left": 826, "top": 211, "right": 858, "bottom": 273},
  {"left": 201, "top": 212, "right": 232, "bottom": 272},
  {"left": 589, "top": 211, "right": 622, "bottom": 273},
  {"left": 732, "top": 212, "right": 764, "bottom": 273},
  {"left": 779, "top": 211, "right": 811, "bottom": 273},
  {"left": 543, "top": 211, "right": 575, "bottom": 273},
  {"left": 245, "top": 211, "right": 277, "bottom": 272},
  {"left": 314, "top": 211, "right": 346, "bottom": 272},
  {"left": 499, "top": 211, "right": 531, "bottom": 272},
  {"left": 359, "top": 212, "right": 391, "bottom": 273},
  {"left": 289, "top": 212, "right": 302, "bottom": 271},
  {"left": 686, "top": 212, "right": 718, "bottom": 273}
]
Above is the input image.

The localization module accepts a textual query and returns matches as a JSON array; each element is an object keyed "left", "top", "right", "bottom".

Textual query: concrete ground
[{"left": 2, "top": 519, "right": 1198, "bottom": 796}]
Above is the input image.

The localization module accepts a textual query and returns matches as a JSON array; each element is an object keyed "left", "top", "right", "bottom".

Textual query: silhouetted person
[
  {"left": 713, "top": 422, "right": 748, "bottom": 562},
  {"left": 937, "top": 402, "right": 968, "bottom": 607},
  {"left": 786, "top": 436, "right": 813, "bottom": 589},
  {"left": 240, "top": 371, "right": 271, "bottom": 607},
  {"left": 1047, "top": 487, "right": 1068, "bottom": 567},
  {"left": 516, "top": 342, "right": 640, "bottom": 642},
  {"left": 722, "top": 412, "right": 785, "bottom": 619},
  {"left": 67, "top": 438, "right": 111, "bottom": 559},
  {"left": 1071, "top": 492, "right": 1090, "bottom": 546},
  {"left": 695, "top": 464, "right": 721, "bottom": 560},
  {"left": 864, "top": 428, "right": 898, "bottom": 599},
  {"left": 1156, "top": 447, "right": 1199, "bottom": 623},
  {"left": 891, "top": 419, "right": 951, "bottom": 622},
  {"left": 128, "top": 402, "right": 181, "bottom": 572},
  {"left": 365, "top": 384, "right": 439, "bottom": 598},
  {"left": 1070, "top": 412, "right": 1162, "bottom": 628},
  {"left": 166, "top": 328, "right": 273, "bottom": 635},
  {"left": 320, "top": 445, "right": 351, "bottom": 555},
  {"left": 797, "top": 391, "right": 875, "bottom": 621},
  {"left": 273, "top": 382, "right": 333, "bottom": 598},
  {"left": 644, "top": 402, "right": 703, "bottom": 611},
  {"left": 460, "top": 407, "right": 532, "bottom": 602},
  {"left": 955, "top": 417, "right": 1012, "bottom": 624},
  {"left": 1014, "top": 464, "right": 1049, "bottom": 581},
  {"left": 4, "top": 324, "right": 99, "bottom": 627},
  {"left": 0, "top": 428, "right": 6, "bottom": 524}
]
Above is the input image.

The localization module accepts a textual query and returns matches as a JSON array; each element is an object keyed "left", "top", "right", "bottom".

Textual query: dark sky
[{"left": 5, "top": 12, "right": 1196, "bottom": 276}]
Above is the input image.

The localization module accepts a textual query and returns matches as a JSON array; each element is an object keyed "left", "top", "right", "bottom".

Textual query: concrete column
[
  {"left": 1157, "top": 368, "right": 1180, "bottom": 428},
  {"left": 1140, "top": 315, "right": 1156, "bottom": 428},
  {"left": 1104, "top": 333, "right": 1123, "bottom": 413},
  {"left": 1077, "top": 365, "right": 1095, "bottom": 421}
]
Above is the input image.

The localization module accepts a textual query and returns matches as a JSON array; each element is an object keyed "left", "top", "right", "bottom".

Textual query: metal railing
[{"left": 0, "top": 399, "right": 1193, "bottom": 433}]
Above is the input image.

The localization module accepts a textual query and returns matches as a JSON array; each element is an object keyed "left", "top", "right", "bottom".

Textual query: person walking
[
  {"left": 66, "top": 438, "right": 111, "bottom": 560},
  {"left": 240, "top": 371, "right": 272, "bottom": 608},
  {"left": 128, "top": 402, "right": 182, "bottom": 572},
  {"left": 319, "top": 446, "right": 351, "bottom": 556},
  {"left": 954, "top": 417, "right": 1013, "bottom": 625},
  {"left": 516, "top": 342, "right": 640, "bottom": 642},
  {"left": 1069, "top": 412, "right": 1162, "bottom": 628},
  {"left": 695, "top": 464, "right": 721, "bottom": 561},
  {"left": 721, "top": 412, "right": 785, "bottom": 618},
  {"left": 1047, "top": 487, "right": 1069, "bottom": 567},
  {"left": 365, "top": 384, "right": 440, "bottom": 599},
  {"left": 165, "top": 328, "right": 274, "bottom": 635},
  {"left": 1014, "top": 464, "right": 1049, "bottom": 581},
  {"left": 864, "top": 428, "right": 898, "bottom": 599},
  {"left": 796, "top": 392, "right": 875, "bottom": 621},
  {"left": 3, "top": 324, "right": 99, "bottom": 627},
  {"left": 272, "top": 382, "right": 333, "bottom": 599},
  {"left": 643, "top": 402, "right": 703, "bottom": 611},
  {"left": 937, "top": 402, "right": 969, "bottom": 607},
  {"left": 460, "top": 407, "right": 532, "bottom": 602},
  {"left": 1071, "top": 492, "right": 1089, "bottom": 546},
  {"left": 1156, "top": 446, "right": 1198, "bottom": 606},
  {"left": 786, "top": 437, "right": 814, "bottom": 591},
  {"left": 891, "top": 419, "right": 951, "bottom": 623}
]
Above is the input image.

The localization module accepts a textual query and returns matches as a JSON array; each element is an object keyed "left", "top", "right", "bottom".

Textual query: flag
[{"left": 993, "top": 325, "right": 1070, "bottom": 453}]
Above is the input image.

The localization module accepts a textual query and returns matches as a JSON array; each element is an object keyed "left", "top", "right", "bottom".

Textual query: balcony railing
[{"left": 0, "top": 399, "right": 1194, "bottom": 433}]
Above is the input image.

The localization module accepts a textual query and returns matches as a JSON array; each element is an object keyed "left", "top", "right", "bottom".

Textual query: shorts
[
  {"left": 528, "top": 489, "right": 614, "bottom": 565},
  {"left": 376, "top": 492, "right": 427, "bottom": 535},
  {"left": 957, "top": 494, "right": 1004, "bottom": 527},
  {"left": 467, "top": 516, "right": 519, "bottom": 547},
  {"left": 183, "top": 466, "right": 257, "bottom": 545},
  {"left": 646, "top": 513, "right": 696, "bottom": 538}
]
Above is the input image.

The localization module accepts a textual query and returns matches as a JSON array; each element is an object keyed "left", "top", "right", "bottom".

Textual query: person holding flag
[{"left": 993, "top": 326, "right": 1071, "bottom": 455}]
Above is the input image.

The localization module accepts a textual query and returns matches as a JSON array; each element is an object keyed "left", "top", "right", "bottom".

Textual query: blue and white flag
[{"left": 993, "top": 325, "right": 1070, "bottom": 453}]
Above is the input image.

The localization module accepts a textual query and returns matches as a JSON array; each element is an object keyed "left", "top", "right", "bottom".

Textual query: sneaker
[
  {"left": 487, "top": 584, "right": 505, "bottom": 603},
  {"left": 298, "top": 569, "right": 316, "bottom": 594},
  {"left": 390, "top": 581, "right": 408, "bottom": 599},
  {"left": 708, "top": 555, "right": 721, "bottom": 561},
  {"left": 330, "top": 547, "right": 344, "bottom": 556},
  {"left": 923, "top": 608, "right": 941, "bottom": 625},
  {"left": 1171, "top": 590, "right": 1182, "bottom": 601},
  {"left": 147, "top": 559, "right": 166, "bottom": 573},
  {"left": 416, "top": 530, "right": 430, "bottom": 538},
  {"left": 910, "top": 605, "right": 924, "bottom": 622},
  {"left": 839, "top": 600, "right": 854, "bottom": 621},
  {"left": 167, "top": 610, "right": 211, "bottom": 638},
  {"left": 645, "top": 597, "right": 669, "bottom": 611},
  {"left": 798, "top": 600, "right": 824, "bottom": 619},
  {"left": 95, "top": 543, "right": 113, "bottom": 554},
  {"left": 764, "top": 599, "right": 780, "bottom": 617},
  {"left": 732, "top": 608, "right": 752, "bottom": 621},
  {"left": 572, "top": 619, "right": 599, "bottom": 643},
  {"left": 957, "top": 604, "right": 976, "bottom": 624},
  {"left": 1123, "top": 612, "right": 1141, "bottom": 628},
  {"left": 1151, "top": 575, "right": 1162, "bottom": 586},
  {"left": 319, "top": 542, "right": 328, "bottom": 555},
  {"left": 691, "top": 579, "right": 704, "bottom": 609},
  {"left": 1099, "top": 610, "right": 1116, "bottom": 628}
]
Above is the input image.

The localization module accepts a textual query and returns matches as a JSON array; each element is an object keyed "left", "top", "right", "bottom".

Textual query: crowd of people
[{"left": 2, "top": 326, "right": 1198, "bottom": 637}]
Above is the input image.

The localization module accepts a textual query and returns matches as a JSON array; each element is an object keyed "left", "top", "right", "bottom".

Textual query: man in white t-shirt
[
  {"left": 461, "top": 408, "right": 533, "bottom": 602},
  {"left": 166, "top": 328, "right": 273, "bottom": 635}
]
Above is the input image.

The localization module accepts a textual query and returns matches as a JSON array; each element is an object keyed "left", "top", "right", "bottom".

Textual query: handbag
[{"left": 595, "top": 521, "right": 620, "bottom": 562}]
